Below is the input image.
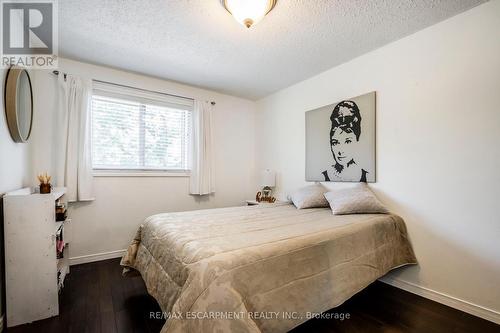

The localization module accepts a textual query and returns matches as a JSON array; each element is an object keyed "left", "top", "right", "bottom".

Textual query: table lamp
[{"left": 257, "top": 169, "right": 276, "bottom": 203}]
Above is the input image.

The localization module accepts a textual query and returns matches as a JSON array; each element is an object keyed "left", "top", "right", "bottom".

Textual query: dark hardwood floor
[{"left": 6, "top": 258, "right": 500, "bottom": 333}]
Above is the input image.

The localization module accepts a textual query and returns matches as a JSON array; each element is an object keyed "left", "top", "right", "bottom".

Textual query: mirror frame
[{"left": 4, "top": 67, "right": 34, "bottom": 143}]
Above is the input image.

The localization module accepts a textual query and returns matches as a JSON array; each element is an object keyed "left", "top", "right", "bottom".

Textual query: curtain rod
[{"left": 52, "top": 70, "right": 216, "bottom": 105}]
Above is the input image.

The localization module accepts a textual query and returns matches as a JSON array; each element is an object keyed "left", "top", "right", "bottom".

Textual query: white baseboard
[
  {"left": 69, "top": 249, "right": 126, "bottom": 266},
  {"left": 379, "top": 276, "right": 500, "bottom": 325}
]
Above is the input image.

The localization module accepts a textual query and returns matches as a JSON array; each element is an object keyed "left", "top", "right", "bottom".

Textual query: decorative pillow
[
  {"left": 323, "top": 183, "right": 388, "bottom": 215},
  {"left": 291, "top": 184, "right": 329, "bottom": 209}
]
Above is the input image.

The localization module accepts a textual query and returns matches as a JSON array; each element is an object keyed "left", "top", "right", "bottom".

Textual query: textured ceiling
[{"left": 59, "top": 0, "right": 487, "bottom": 100}]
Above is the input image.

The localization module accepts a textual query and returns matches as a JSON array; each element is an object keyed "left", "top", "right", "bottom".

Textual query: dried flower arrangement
[{"left": 37, "top": 172, "right": 52, "bottom": 194}]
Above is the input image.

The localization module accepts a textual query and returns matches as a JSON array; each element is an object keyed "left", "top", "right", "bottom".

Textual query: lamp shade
[
  {"left": 222, "top": 0, "right": 277, "bottom": 28},
  {"left": 260, "top": 169, "right": 276, "bottom": 187}
]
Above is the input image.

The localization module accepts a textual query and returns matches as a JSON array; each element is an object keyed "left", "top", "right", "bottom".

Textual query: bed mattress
[{"left": 121, "top": 203, "right": 416, "bottom": 333}]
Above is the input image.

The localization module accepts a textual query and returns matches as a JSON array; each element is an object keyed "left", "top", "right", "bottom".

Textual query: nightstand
[{"left": 246, "top": 200, "right": 286, "bottom": 206}]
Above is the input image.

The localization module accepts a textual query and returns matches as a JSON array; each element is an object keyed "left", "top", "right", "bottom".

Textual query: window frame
[{"left": 91, "top": 82, "right": 194, "bottom": 177}]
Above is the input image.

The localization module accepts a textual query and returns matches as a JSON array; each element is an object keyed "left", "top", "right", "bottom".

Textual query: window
[{"left": 91, "top": 82, "right": 193, "bottom": 173}]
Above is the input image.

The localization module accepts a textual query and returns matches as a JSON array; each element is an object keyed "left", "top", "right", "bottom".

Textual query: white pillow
[
  {"left": 291, "top": 184, "right": 329, "bottom": 209},
  {"left": 324, "top": 183, "right": 388, "bottom": 215}
]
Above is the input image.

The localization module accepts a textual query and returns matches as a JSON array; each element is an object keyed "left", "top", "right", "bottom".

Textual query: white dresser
[{"left": 3, "top": 187, "right": 71, "bottom": 327}]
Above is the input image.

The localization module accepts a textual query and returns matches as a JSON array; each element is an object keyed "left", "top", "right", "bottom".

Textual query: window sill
[{"left": 93, "top": 170, "right": 190, "bottom": 178}]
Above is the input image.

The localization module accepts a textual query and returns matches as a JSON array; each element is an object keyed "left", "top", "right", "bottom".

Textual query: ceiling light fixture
[{"left": 221, "top": 0, "right": 277, "bottom": 28}]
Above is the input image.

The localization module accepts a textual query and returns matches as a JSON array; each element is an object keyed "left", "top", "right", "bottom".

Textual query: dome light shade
[{"left": 221, "top": 0, "right": 277, "bottom": 28}]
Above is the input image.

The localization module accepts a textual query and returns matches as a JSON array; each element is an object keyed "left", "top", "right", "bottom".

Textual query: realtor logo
[{"left": 1, "top": 0, "right": 58, "bottom": 68}]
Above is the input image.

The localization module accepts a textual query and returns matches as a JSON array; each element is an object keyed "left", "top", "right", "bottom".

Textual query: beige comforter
[{"left": 121, "top": 203, "right": 416, "bottom": 333}]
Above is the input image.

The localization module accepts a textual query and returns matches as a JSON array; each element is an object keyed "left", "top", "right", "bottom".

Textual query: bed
[{"left": 121, "top": 202, "right": 417, "bottom": 333}]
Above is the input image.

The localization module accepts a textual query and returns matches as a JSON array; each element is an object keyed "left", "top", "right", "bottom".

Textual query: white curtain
[
  {"left": 56, "top": 74, "right": 94, "bottom": 202},
  {"left": 190, "top": 101, "right": 215, "bottom": 195}
]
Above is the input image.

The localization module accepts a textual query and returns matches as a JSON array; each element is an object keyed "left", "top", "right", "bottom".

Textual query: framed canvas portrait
[{"left": 305, "top": 92, "right": 376, "bottom": 182}]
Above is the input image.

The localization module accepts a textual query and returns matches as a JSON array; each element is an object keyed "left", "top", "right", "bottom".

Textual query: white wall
[
  {"left": 1, "top": 68, "right": 30, "bottom": 319},
  {"left": 31, "top": 58, "right": 257, "bottom": 260},
  {"left": 0, "top": 69, "right": 30, "bottom": 193},
  {"left": 256, "top": 0, "right": 500, "bottom": 321}
]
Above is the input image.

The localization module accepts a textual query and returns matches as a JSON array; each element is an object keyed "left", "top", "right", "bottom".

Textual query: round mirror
[{"left": 4, "top": 67, "right": 33, "bottom": 143}]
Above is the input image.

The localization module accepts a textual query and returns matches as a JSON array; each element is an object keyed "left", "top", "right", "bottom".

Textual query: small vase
[{"left": 40, "top": 183, "right": 51, "bottom": 194}]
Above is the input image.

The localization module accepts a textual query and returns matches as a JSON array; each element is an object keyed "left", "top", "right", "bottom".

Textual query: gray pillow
[
  {"left": 291, "top": 184, "right": 329, "bottom": 209},
  {"left": 324, "top": 183, "right": 388, "bottom": 215}
]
